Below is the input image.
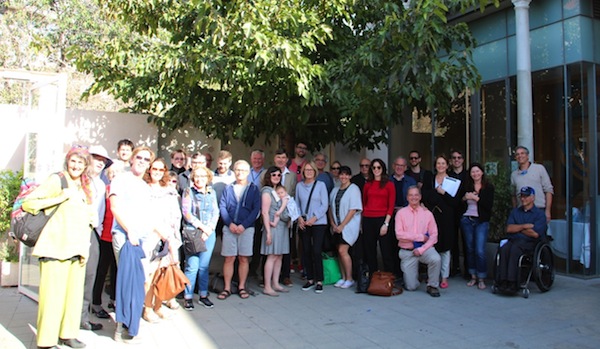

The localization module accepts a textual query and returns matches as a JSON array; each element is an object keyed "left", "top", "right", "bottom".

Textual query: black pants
[
  {"left": 93, "top": 239, "right": 117, "bottom": 307},
  {"left": 301, "top": 224, "right": 327, "bottom": 282},
  {"left": 82, "top": 230, "right": 100, "bottom": 324},
  {"left": 362, "top": 216, "right": 397, "bottom": 275},
  {"left": 498, "top": 239, "right": 536, "bottom": 282}
]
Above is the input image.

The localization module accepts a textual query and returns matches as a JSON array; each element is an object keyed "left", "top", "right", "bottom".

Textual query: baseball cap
[{"left": 519, "top": 186, "right": 535, "bottom": 196}]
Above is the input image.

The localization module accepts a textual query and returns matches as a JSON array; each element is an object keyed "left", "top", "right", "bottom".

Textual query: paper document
[{"left": 441, "top": 176, "right": 461, "bottom": 197}]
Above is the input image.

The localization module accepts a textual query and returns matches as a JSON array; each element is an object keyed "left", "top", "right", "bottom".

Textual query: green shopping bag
[{"left": 322, "top": 252, "right": 342, "bottom": 285}]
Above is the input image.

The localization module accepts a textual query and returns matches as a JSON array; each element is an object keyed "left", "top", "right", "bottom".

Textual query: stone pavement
[{"left": 1, "top": 270, "right": 600, "bottom": 349}]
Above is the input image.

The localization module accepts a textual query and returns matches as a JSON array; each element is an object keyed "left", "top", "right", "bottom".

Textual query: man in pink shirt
[{"left": 395, "top": 186, "right": 442, "bottom": 297}]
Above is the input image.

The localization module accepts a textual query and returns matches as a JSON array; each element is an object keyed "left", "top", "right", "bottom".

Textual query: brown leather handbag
[
  {"left": 367, "top": 271, "right": 403, "bottom": 296},
  {"left": 152, "top": 264, "right": 190, "bottom": 301}
]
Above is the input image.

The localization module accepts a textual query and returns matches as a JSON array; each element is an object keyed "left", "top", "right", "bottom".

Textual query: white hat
[{"left": 89, "top": 145, "right": 114, "bottom": 168}]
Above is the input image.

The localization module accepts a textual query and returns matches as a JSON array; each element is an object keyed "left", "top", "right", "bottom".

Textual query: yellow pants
[{"left": 37, "top": 259, "right": 85, "bottom": 347}]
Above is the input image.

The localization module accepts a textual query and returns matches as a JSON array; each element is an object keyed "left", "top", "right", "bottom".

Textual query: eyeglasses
[
  {"left": 394, "top": 163, "right": 406, "bottom": 167},
  {"left": 151, "top": 167, "right": 166, "bottom": 172},
  {"left": 372, "top": 166, "right": 382, "bottom": 170},
  {"left": 315, "top": 158, "right": 325, "bottom": 162},
  {"left": 409, "top": 157, "right": 419, "bottom": 160},
  {"left": 135, "top": 155, "right": 151, "bottom": 163},
  {"left": 331, "top": 167, "right": 340, "bottom": 170},
  {"left": 360, "top": 164, "right": 370, "bottom": 167},
  {"left": 270, "top": 173, "right": 282, "bottom": 177},
  {"left": 296, "top": 146, "right": 308, "bottom": 150},
  {"left": 173, "top": 157, "right": 185, "bottom": 161}
]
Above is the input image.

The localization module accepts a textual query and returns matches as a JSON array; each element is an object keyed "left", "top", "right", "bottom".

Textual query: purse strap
[{"left": 303, "top": 181, "right": 317, "bottom": 216}]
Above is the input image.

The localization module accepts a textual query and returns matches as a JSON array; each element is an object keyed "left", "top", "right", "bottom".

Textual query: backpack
[{"left": 9, "top": 172, "right": 68, "bottom": 247}]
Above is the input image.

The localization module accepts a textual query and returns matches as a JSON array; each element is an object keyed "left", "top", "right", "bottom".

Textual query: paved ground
[{"left": 1, "top": 268, "right": 600, "bottom": 349}]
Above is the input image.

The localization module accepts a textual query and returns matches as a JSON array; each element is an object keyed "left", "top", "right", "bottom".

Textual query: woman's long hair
[
  {"left": 368, "top": 158, "right": 389, "bottom": 188},
  {"left": 144, "top": 158, "right": 169, "bottom": 187},
  {"left": 464, "top": 162, "right": 488, "bottom": 192},
  {"left": 64, "top": 146, "right": 93, "bottom": 204}
]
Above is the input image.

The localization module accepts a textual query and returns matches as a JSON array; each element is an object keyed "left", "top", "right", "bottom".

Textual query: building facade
[{"left": 390, "top": 0, "right": 599, "bottom": 278}]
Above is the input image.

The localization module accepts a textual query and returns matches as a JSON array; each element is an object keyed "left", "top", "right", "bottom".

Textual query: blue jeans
[
  {"left": 184, "top": 232, "right": 216, "bottom": 298},
  {"left": 460, "top": 217, "right": 489, "bottom": 278}
]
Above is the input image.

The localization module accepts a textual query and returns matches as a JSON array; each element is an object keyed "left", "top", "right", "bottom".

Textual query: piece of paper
[{"left": 441, "top": 176, "right": 461, "bottom": 197}]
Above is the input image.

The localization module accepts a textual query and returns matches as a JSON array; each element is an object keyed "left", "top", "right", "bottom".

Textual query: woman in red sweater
[{"left": 361, "top": 158, "right": 396, "bottom": 275}]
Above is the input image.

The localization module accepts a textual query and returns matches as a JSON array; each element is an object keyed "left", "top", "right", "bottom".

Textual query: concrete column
[{"left": 512, "top": 0, "right": 534, "bottom": 160}]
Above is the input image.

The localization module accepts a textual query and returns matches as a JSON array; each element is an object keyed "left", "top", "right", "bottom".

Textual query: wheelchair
[{"left": 491, "top": 237, "right": 555, "bottom": 298}]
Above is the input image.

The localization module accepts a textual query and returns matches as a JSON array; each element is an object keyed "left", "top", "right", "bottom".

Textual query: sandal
[
  {"left": 217, "top": 290, "right": 231, "bottom": 300},
  {"left": 467, "top": 277, "right": 477, "bottom": 287},
  {"left": 238, "top": 289, "right": 250, "bottom": 299},
  {"left": 477, "top": 279, "right": 487, "bottom": 290}
]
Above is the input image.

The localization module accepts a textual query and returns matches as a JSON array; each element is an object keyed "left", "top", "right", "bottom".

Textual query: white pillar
[{"left": 512, "top": 0, "right": 534, "bottom": 161}]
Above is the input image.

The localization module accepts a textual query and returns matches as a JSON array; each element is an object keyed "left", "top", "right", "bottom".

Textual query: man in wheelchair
[{"left": 497, "top": 186, "right": 548, "bottom": 294}]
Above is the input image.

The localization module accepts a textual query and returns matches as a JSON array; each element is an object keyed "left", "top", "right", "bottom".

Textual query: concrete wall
[{"left": 1, "top": 104, "right": 380, "bottom": 176}]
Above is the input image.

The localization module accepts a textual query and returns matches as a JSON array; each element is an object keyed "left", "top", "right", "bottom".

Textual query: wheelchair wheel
[{"left": 533, "top": 243, "right": 554, "bottom": 292}]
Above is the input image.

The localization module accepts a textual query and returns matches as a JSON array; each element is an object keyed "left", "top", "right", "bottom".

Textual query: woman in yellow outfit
[{"left": 23, "top": 146, "right": 94, "bottom": 349}]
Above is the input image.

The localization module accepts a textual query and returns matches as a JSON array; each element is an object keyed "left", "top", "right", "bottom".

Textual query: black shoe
[
  {"left": 314, "top": 284, "right": 323, "bottom": 294},
  {"left": 92, "top": 308, "right": 110, "bottom": 319},
  {"left": 58, "top": 338, "right": 86, "bottom": 348},
  {"left": 427, "top": 286, "right": 441, "bottom": 297},
  {"left": 80, "top": 321, "right": 102, "bottom": 331},
  {"left": 184, "top": 299, "right": 194, "bottom": 311},
  {"left": 37, "top": 346, "right": 59, "bottom": 349},
  {"left": 302, "top": 281, "right": 315, "bottom": 291},
  {"left": 199, "top": 297, "right": 214, "bottom": 309}
]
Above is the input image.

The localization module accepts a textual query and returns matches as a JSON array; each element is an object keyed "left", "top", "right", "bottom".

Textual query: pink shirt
[{"left": 395, "top": 205, "right": 438, "bottom": 255}]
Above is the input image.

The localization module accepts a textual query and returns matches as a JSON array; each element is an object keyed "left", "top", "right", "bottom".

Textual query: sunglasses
[
  {"left": 331, "top": 167, "right": 340, "bottom": 170},
  {"left": 271, "top": 173, "right": 282, "bottom": 177},
  {"left": 360, "top": 164, "right": 370, "bottom": 167},
  {"left": 151, "top": 167, "right": 166, "bottom": 172},
  {"left": 409, "top": 157, "right": 419, "bottom": 160},
  {"left": 170, "top": 180, "right": 178, "bottom": 184},
  {"left": 372, "top": 166, "right": 382, "bottom": 170},
  {"left": 452, "top": 156, "right": 462, "bottom": 160},
  {"left": 135, "top": 155, "right": 151, "bottom": 163}
]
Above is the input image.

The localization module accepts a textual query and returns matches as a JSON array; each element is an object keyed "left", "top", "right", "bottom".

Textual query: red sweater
[{"left": 362, "top": 180, "right": 396, "bottom": 218}]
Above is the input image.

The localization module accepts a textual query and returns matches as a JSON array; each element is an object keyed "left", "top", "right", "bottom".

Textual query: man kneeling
[
  {"left": 497, "top": 186, "right": 547, "bottom": 294},
  {"left": 395, "top": 186, "right": 441, "bottom": 297}
]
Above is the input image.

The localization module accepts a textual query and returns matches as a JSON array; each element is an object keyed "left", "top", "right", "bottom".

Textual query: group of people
[{"left": 23, "top": 139, "right": 553, "bottom": 349}]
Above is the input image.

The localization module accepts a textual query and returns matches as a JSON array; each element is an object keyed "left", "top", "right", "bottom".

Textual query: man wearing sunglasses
[
  {"left": 406, "top": 150, "right": 433, "bottom": 189},
  {"left": 449, "top": 149, "right": 468, "bottom": 278},
  {"left": 351, "top": 158, "right": 371, "bottom": 192}
]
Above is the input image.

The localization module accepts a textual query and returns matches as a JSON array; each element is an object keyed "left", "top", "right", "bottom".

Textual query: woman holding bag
[
  {"left": 328, "top": 166, "right": 362, "bottom": 289},
  {"left": 181, "top": 166, "right": 219, "bottom": 310},
  {"left": 23, "top": 146, "right": 94, "bottom": 349},
  {"left": 296, "top": 161, "right": 329, "bottom": 294},
  {"left": 143, "top": 158, "right": 183, "bottom": 318}
]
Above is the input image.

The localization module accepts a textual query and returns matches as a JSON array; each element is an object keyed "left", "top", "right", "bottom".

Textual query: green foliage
[
  {"left": 0, "top": 170, "right": 22, "bottom": 262},
  {"left": 487, "top": 162, "right": 512, "bottom": 242},
  {"left": 71, "top": 0, "right": 498, "bottom": 149}
]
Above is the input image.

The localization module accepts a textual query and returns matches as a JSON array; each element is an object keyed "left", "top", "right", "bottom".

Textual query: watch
[{"left": 383, "top": 222, "right": 389, "bottom": 227}]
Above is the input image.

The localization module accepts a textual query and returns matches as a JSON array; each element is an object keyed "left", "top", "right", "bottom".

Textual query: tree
[{"left": 74, "top": 0, "right": 498, "bottom": 150}]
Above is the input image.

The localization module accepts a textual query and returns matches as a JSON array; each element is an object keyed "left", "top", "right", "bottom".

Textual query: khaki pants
[{"left": 37, "top": 259, "right": 85, "bottom": 347}]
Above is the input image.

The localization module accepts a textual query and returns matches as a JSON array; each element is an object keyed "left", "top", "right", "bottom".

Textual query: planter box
[{"left": 1, "top": 261, "right": 19, "bottom": 287}]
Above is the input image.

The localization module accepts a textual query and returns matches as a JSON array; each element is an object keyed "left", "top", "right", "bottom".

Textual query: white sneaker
[
  {"left": 341, "top": 280, "right": 355, "bottom": 289},
  {"left": 333, "top": 279, "right": 345, "bottom": 288}
]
